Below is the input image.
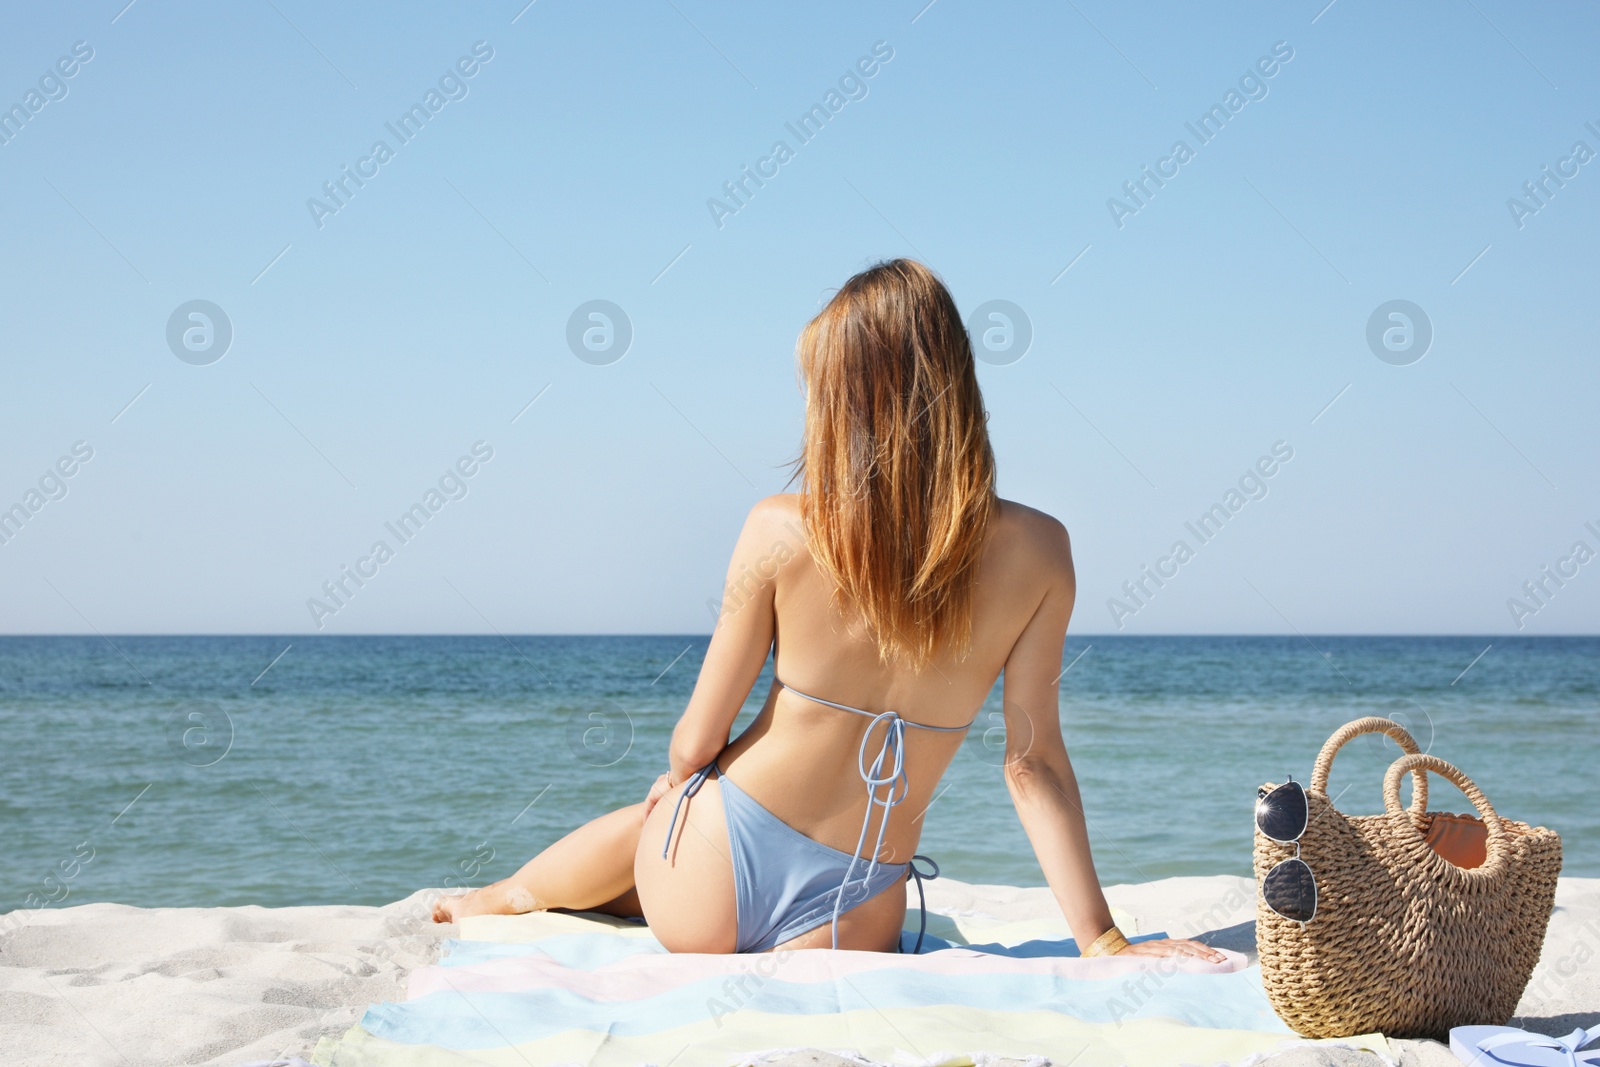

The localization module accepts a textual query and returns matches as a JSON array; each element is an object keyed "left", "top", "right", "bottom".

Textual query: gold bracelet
[{"left": 1082, "top": 926, "right": 1130, "bottom": 958}]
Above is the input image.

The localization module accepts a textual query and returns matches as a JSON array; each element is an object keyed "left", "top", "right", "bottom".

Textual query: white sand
[{"left": 1, "top": 875, "right": 1594, "bottom": 1067}]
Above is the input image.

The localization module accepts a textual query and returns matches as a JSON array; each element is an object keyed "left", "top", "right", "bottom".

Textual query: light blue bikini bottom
[
  {"left": 672, "top": 762, "right": 935, "bottom": 953},
  {"left": 659, "top": 680, "right": 973, "bottom": 954}
]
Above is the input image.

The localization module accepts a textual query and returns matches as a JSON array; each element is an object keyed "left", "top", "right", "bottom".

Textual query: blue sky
[{"left": 1, "top": 0, "right": 1596, "bottom": 635}]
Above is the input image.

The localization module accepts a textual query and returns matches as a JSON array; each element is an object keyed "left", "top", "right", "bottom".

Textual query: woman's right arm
[{"left": 999, "top": 514, "right": 1222, "bottom": 962}]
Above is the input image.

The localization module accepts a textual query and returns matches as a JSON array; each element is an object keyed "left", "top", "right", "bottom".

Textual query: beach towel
[{"left": 312, "top": 883, "right": 1390, "bottom": 1067}]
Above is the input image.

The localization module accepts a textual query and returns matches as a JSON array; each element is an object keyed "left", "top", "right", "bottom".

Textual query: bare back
[
  {"left": 724, "top": 494, "right": 1059, "bottom": 861},
  {"left": 635, "top": 492, "right": 1076, "bottom": 952}
]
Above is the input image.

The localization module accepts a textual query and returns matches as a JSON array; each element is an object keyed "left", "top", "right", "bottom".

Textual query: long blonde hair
[{"left": 793, "top": 259, "right": 997, "bottom": 670}]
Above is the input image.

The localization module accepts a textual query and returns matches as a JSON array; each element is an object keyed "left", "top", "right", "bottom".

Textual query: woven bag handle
[
  {"left": 1383, "top": 753, "right": 1510, "bottom": 877},
  {"left": 1310, "top": 717, "right": 1428, "bottom": 814}
]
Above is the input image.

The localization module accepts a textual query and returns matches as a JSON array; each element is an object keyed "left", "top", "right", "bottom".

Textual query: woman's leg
[{"left": 432, "top": 803, "right": 645, "bottom": 922}]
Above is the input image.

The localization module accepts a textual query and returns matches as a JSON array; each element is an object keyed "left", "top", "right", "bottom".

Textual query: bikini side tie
[
  {"left": 904, "top": 854, "right": 940, "bottom": 954},
  {"left": 659, "top": 762, "right": 715, "bottom": 859}
]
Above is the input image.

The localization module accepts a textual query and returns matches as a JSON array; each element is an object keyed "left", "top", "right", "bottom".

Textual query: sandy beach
[{"left": 3, "top": 874, "right": 1595, "bottom": 1067}]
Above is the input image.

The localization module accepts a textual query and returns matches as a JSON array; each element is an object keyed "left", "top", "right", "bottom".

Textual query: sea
[{"left": 1, "top": 635, "right": 1594, "bottom": 913}]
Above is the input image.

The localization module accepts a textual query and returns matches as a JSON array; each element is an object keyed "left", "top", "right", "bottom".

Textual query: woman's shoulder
[
  {"left": 991, "top": 499, "right": 1073, "bottom": 572},
  {"left": 993, "top": 498, "right": 1069, "bottom": 545},
  {"left": 736, "top": 494, "right": 809, "bottom": 559},
  {"left": 743, "top": 493, "right": 804, "bottom": 534}
]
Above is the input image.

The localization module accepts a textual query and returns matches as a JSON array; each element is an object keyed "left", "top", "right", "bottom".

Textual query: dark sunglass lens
[
  {"left": 1263, "top": 857, "right": 1317, "bottom": 922},
  {"left": 1255, "top": 781, "right": 1308, "bottom": 843}
]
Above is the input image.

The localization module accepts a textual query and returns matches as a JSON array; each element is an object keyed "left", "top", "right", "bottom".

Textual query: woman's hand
[
  {"left": 1115, "top": 936, "right": 1226, "bottom": 964},
  {"left": 642, "top": 773, "right": 674, "bottom": 822}
]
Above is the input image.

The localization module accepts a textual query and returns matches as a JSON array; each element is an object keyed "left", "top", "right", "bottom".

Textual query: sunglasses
[{"left": 1256, "top": 776, "right": 1317, "bottom": 923}]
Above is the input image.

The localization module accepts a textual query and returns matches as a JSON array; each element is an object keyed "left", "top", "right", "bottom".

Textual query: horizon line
[{"left": 0, "top": 632, "right": 1593, "bottom": 639}]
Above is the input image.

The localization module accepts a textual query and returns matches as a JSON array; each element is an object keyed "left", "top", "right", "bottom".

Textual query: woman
[{"left": 434, "top": 259, "right": 1220, "bottom": 963}]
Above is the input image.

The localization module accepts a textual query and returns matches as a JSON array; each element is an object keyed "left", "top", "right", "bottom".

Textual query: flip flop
[{"left": 1450, "top": 1025, "right": 1600, "bottom": 1067}]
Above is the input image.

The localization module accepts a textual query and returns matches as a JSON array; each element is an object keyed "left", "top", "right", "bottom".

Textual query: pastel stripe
[
  {"left": 317, "top": 1008, "right": 1389, "bottom": 1067},
  {"left": 365, "top": 964, "right": 1284, "bottom": 1049},
  {"left": 410, "top": 941, "right": 1246, "bottom": 1001}
]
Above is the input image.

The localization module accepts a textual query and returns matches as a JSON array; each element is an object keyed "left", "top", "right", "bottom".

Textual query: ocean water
[{"left": 1, "top": 635, "right": 1594, "bottom": 914}]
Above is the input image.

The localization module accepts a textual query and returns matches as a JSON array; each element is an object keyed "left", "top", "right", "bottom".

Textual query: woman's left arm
[{"left": 663, "top": 496, "right": 794, "bottom": 788}]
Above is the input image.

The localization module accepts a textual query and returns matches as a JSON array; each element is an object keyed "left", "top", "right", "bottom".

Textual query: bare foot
[
  {"left": 430, "top": 883, "right": 540, "bottom": 923},
  {"left": 431, "top": 891, "right": 470, "bottom": 924}
]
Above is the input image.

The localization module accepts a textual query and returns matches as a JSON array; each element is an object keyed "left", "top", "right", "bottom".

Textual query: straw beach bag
[{"left": 1254, "top": 717, "right": 1562, "bottom": 1040}]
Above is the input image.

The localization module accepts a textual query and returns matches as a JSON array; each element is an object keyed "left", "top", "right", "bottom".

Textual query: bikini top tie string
[
  {"left": 829, "top": 709, "right": 913, "bottom": 947},
  {"left": 835, "top": 711, "right": 949, "bottom": 953}
]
